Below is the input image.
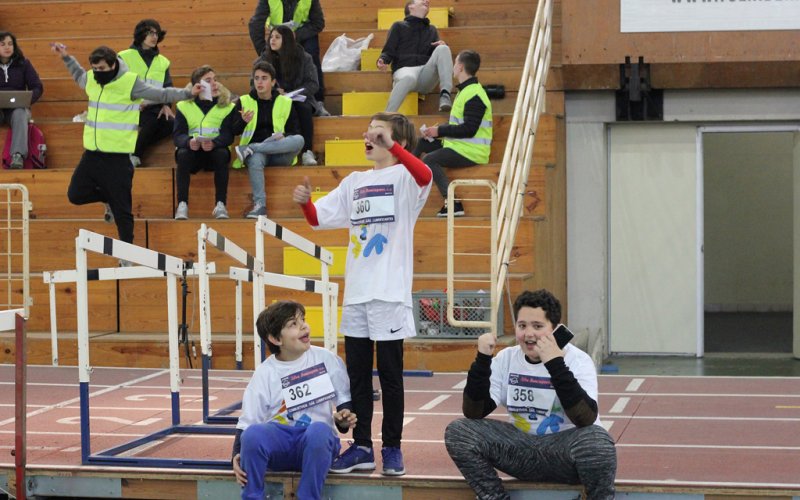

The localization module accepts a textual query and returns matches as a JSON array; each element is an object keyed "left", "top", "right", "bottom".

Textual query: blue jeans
[
  {"left": 240, "top": 421, "right": 341, "bottom": 500},
  {"left": 245, "top": 135, "right": 304, "bottom": 206}
]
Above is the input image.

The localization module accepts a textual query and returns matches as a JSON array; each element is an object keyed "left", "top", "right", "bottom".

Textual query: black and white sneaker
[{"left": 436, "top": 201, "right": 464, "bottom": 217}]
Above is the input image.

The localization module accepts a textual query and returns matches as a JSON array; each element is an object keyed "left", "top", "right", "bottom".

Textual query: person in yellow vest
[
  {"left": 414, "top": 50, "right": 492, "bottom": 217},
  {"left": 52, "top": 43, "right": 200, "bottom": 249},
  {"left": 230, "top": 61, "right": 304, "bottom": 219},
  {"left": 248, "top": 0, "right": 328, "bottom": 114},
  {"left": 173, "top": 65, "right": 236, "bottom": 220},
  {"left": 118, "top": 19, "right": 174, "bottom": 168}
]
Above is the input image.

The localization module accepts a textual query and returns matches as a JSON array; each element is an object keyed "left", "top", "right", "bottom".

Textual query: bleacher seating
[{"left": 0, "top": 0, "right": 551, "bottom": 368}]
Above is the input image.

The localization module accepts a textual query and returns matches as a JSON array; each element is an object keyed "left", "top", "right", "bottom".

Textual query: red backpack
[{"left": 2, "top": 123, "right": 46, "bottom": 169}]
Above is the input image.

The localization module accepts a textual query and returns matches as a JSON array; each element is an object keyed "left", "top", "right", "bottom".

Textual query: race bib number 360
[
  {"left": 506, "top": 373, "right": 556, "bottom": 414},
  {"left": 350, "top": 184, "right": 395, "bottom": 225},
  {"left": 281, "top": 363, "right": 336, "bottom": 414}
]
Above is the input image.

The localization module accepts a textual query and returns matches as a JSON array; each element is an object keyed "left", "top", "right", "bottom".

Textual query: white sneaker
[
  {"left": 212, "top": 201, "right": 229, "bottom": 219},
  {"left": 174, "top": 201, "right": 189, "bottom": 220},
  {"left": 315, "top": 102, "right": 331, "bottom": 117},
  {"left": 235, "top": 145, "right": 253, "bottom": 163},
  {"left": 118, "top": 259, "right": 134, "bottom": 268},
  {"left": 130, "top": 155, "right": 142, "bottom": 168},
  {"left": 301, "top": 150, "right": 318, "bottom": 166},
  {"left": 103, "top": 203, "right": 114, "bottom": 223}
]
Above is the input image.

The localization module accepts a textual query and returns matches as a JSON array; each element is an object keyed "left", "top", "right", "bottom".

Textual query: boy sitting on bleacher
[{"left": 232, "top": 301, "right": 356, "bottom": 500}]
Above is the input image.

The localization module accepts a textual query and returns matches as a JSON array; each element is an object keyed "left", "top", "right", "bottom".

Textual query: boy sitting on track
[{"left": 232, "top": 301, "right": 356, "bottom": 500}]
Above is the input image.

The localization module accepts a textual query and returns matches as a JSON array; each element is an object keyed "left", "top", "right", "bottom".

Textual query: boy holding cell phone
[{"left": 444, "top": 289, "right": 618, "bottom": 500}]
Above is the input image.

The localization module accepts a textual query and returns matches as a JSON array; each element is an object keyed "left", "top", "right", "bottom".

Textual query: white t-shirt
[
  {"left": 237, "top": 345, "right": 351, "bottom": 431},
  {"left": 313, "top": 164, "right": 431, "bottom": 307},
  {"left": 489, "top": 344, "right": 600, "bottom": 435}
]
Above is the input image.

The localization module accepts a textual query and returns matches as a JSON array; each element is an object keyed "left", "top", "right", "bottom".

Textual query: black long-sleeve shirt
[
  {"left": 437, "top": 77, "right": 488, "bottom": 139},
  {"left": 462, "top": 350, "right": 599, "bottom": 428},
  {"left": 226, "top": 89, "right": 301, "bottom": 144}
]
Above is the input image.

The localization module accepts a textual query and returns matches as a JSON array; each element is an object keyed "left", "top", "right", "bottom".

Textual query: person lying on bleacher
[
  {"left": 377, "top": 0, "right": 453, "bottom": 113},
  {"left": 229, "top": 61, "right": 304, "bottom": 219},
  {"left": 52, "top": 43, "right": 200, "bottom": 250},
  {"left": 0, "top": 31, "right": 44, "bottom": 169},
  {"left": 248, "top": 0, "right": 329, "bottom": 114},
  {"left": 118, "top": 19, "right": 175, "bottom": 168},
  {"left": 173, "top": 65, "right": 236, "bottom": 221},
  {"left": 258, "top": 25, "right": 321, "bottom": 166},
  {"left": 414, "top": 50, "right": 492, "bottom": 218}
]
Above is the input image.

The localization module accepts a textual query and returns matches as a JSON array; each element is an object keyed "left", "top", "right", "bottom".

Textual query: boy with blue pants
[{"left": 232, "top": 301, "right": 357, "bottom": 499}]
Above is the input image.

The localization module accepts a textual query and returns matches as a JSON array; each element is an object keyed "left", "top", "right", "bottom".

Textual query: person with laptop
[{"left": 0, "top": 31, "right": 43, "bottom": 169}]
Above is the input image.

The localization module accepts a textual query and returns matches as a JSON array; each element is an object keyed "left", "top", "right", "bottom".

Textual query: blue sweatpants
[{"left": 240, "top": 421, "right": 341, "bottom": 500}]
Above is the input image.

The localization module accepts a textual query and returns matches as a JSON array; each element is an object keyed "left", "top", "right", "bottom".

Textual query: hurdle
[
  {"left": 197, "top": 219, "right": 339, "bottom": 424},
  {"left": 43, "top": 264, "right": 213, "bottom": 367},
  {"left": 255, "top": 215, "right": 338, "bottom": 354},
  {"left": 5, "top": 308, "right": 26, "bottom": 500},
  {"left": 73, "top": 229, "right": 236, "bottom": 469},
  {"left": 196, "top": 223, "right": 264, "bottom": 424}
]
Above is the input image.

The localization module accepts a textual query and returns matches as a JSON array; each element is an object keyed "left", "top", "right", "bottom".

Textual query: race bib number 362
[
  {"left": 350, "top": 184, "right": 395, "bottom": 225},
  {"left": 281, "top": 363, "right": 336, "bottom": 414}
]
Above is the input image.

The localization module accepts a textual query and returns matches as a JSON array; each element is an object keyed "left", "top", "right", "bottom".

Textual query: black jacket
[
  {"left": 227, "top": 89, "right": 301, "bottom": 144},
  {"left": 379, "top": 16, "right": 440, "bottom": 74}
]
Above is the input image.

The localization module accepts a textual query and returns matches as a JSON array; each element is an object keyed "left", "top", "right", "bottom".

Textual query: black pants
[
  {"left": 294, "top": 100, "right": 314, "bottom": 152},
  {"left": 413, "top": 139, "right": 477, "bottom": 198},
  {"left": 134, "top": 108, "right": 174, "bottom": 159},
  {"left": 300, "top": 35, "right": 325, "bottom": 103},
  {"left": 67, "top": 150, "right": 135, "bottom": 243},
  {"left": 175, "top": 147, "right": 231, "bottom": 204},
  {"left": 344, "top": 337, "right": 404, "bottom": 449}
]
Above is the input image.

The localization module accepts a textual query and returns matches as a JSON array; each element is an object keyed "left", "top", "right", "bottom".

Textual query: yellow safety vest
[
  {"left": 83, "top": 71, "right": 141, "bottom": 153},
  {"left": 265, "top": 0, "right": 312, "bottom": 29},
  {"left": 442, "top": 82, "right": 493, "bottom": 164},
  {"left": 233, "top": 94, "right": 295, "bottom": 168},
  {"left": 118, "top": 49, "right": 171, "bottom": 88},
  {"left": 176, "top": 100, "right": 235, "bottom": 140}
]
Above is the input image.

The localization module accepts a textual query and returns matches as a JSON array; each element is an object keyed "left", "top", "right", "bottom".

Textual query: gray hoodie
[{"left": 62, "top": 55, "right": 192, "bottom": 103}]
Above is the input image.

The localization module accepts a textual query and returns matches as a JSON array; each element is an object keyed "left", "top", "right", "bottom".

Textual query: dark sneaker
[
  {"left": 438, "top": 91, "right": 452, "bottom": 112},
  {"left": 245, "top": 203, "right": 266, "bottom": 219},
  {"left": 103, "top": 203, "right": 114, "bottom": 223},
  {"left": 381, "top": 447, "right": 405, "bottom": 476},
  {"left": 436, "top": 201, "right": 465, "bottom": 218},
  {"left": 330, "top": 443, "right": 376, "bottom": 474}
]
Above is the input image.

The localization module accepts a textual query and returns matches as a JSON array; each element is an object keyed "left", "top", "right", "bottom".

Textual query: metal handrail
[
  {"left": 0, "top": 184, "right": 32, "bottom": 318},
  {"left": 446, "top": 0, "right": 554, "bottom": 334}
]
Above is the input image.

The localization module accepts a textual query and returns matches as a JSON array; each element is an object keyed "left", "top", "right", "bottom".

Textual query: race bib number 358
[
  {"left": 281, "top": 363, "right": 336, "bottom": 414},
  {"left": 506, "top": 373, "right": 556, "bottom": 414}
]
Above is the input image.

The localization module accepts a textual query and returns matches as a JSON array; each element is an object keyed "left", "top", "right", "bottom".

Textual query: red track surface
[{"left": 2, "top": 365, "right": 800, "bottom": 489}]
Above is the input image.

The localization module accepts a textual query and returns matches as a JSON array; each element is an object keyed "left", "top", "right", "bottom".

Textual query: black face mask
[{"left": 93, "top": 66, "right": 117, "bottom": 85}]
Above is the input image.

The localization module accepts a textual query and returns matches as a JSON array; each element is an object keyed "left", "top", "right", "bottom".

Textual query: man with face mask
[{"left": 51, "top": 43, "right": 201, "bottom": 252}]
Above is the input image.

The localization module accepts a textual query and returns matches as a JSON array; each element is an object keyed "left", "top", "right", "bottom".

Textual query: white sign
[{"left": 621, "top": 0, "right": 800, "bottom": 33}]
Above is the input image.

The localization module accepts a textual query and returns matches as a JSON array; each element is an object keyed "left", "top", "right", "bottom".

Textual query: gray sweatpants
[
  {"left": 0, "top": 108, "right": 31, "bottom": 157},
  {"left": 445, "top": 418, "right": 617, "bottom": 500},
  {"left": 385, "top": 44, "right": 454, "bottom": 112}
]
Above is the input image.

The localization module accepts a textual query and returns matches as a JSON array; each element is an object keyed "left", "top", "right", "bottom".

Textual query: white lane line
[
  {"left": 451, "top": 379, "right": 467, "bottom": 390},
  {"left": 419, "top": 395, "right": 451, "bottom": 411},
  {"left": 0, "top": 369, "right": 169, "bottom": 427},
  {"left": 601, "top": 392, "right": 800, "bottom": 398},
  {"left": 625, "top": 378, "right": 644, "bottom": 392},
  {"left": 118, "top": 440, "right": 165, "bottom": 458},
  {"left": 403, "top": 417, "right": 415, "bottom": 427},
  {"left": 601, "top": 421, "right": 614, "bottom": 432},
  {"left": 609, "top": 397, "right": 630, "bottom": 414}
]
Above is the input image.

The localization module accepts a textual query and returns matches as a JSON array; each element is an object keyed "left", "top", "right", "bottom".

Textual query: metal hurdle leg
[{"left": 3, "top": 309, "right": 27, "bottom": 500}]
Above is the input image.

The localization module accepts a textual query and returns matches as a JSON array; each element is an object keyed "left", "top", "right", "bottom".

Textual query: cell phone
[{"left": 552, "top": 324, "right": 574, "bottom": 349}]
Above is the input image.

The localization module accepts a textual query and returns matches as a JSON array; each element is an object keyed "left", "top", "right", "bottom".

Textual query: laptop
[{"left": 0, "top": 91, "right": 33, "bottom": 108}]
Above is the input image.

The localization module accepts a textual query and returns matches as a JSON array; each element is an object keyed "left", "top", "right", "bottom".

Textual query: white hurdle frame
[
  {"left": 255, "top": 216, "right": 338, "bottom": 353},
  {"left": 74, "top": 229, "right": 186, "bottom": 463},
  {"left": 43, "top": 264, "right": 213, "bottom": 366},
  {"left": 197, "top": 223, "right": 264, "bottom": 368}
]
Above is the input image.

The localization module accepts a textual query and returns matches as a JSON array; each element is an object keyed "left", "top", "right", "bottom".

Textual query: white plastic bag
[{"left": 321, "top": 33, "right": 374, "bottom": 72}]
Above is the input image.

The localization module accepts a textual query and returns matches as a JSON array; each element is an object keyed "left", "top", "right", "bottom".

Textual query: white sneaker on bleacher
[{"left": 174, "top": 201, "right": 189, "bottom": 220}]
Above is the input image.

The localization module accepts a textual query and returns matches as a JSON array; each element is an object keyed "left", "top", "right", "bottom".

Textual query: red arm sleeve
[
  {"left": 389, "top": 142, "right": 432, "bottom": 187},
  {"left": 300, "top": 200, "right": 319, "bottom": 226}
]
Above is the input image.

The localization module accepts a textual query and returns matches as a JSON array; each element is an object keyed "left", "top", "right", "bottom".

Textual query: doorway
[{"left": 701, "top": 129, "right": 795, "bottom": 353}]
